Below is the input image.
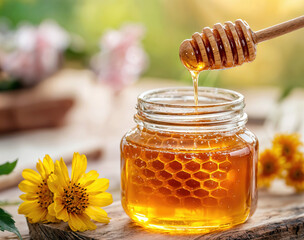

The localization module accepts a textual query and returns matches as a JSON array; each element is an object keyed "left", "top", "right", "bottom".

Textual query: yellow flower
[
  {"left": 284, "top": 154, "right": 304, "bottom": 193},
  {"left": 47, "top": 153, "right": 113, "bottom": 232},
  {"left": 258, "top": 148, "right": 285, "bottom": 188},
  {"left": 273, "top": 133, "right": 302, "bottom": 163},
  {"left": 18, "top": 155, "right": 57, "bottom": 223}
]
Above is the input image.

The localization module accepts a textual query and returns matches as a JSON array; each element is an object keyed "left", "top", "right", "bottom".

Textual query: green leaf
[
  {"left": 0, "top": 208, "right": 22, "bottom": 240},
  {"left": 0, "top": 159, "right": 18, "bottom": 176},
  {"left": 0, "top": 80, "right": 22, "bottom": 92}
]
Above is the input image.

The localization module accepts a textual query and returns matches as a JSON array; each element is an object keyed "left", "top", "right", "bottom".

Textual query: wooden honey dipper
[{"left": 179, "top": 16, "right": 304, "bottom": 71}]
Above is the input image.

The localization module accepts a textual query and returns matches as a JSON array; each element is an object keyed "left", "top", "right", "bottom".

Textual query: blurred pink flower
[
  {"left": 0, "top": 20, "right": 69, "bottom": 86},
  {"left": 91, "top": 24, "right": 148, "bottom": 93}
]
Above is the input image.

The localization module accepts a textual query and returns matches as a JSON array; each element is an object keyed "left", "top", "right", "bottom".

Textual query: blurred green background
[{"left": 0, "top": 0, "right": 303, "bottom": 92}]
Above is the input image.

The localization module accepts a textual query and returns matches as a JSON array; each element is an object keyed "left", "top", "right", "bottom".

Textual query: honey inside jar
[{"left": 120, "top": 88, "right": 258, "bottom": 232}]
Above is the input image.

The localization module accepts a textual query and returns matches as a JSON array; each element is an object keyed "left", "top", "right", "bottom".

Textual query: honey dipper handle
[{"left": 253, "top": 15, "right": 304, "bottom": 43}]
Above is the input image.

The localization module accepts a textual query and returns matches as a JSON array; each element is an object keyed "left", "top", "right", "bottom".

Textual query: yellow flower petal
[
  {"left": 68, "top": 214, "right": 83, "bottom": 232},
  {"left": 18, "top": 201, "right": 39, "bottom": 215},
  {"left": 89, "top": 192, "right": 113, "bottom": 207},
  {"left": 19, "top": 180, "right": 38, "bottom": 193},
  {"left": 35, "top": 155, "right": 54, "bottom": 180},
  {"left": 45, "top": 213, "right": 58, "bottom": 223},
  {"left": 36, "top": 160, "right": 47, "bottom": 179},
  {"left": 85, "top": 206, "right": 110, "bottom": 223},
  {"left": 258, "top": 148, "right": 284, "bottom": 188},
  {"left": 68, "top": 213, "right": 96, "bottom": 232},
  {"left": 78, "top": 170, "right": 99, "bottom": 187},
  {"left": 48, "top": 203, "right": 56, "bottom": 216},
  {"left": 273, "top": 133, "right": 302, "bottom": 163},
  {"left": 59, "top": 158, "right": 70, "bottom": 183},
  {"left": 54, "top": 201, "right": 64, "bottom": 212},
  {"left": 22, "top": 169, "right": 42, "bottom": 184},
  {"left": 86, "top": 178, "right": 109, "bottom": 194},
  {"left": 284, "top": 157, "right": 304, "bottom": 192},
  {"left": 20, "top": 193, "right": 38, "bottom": 201},
  {"left": 54, "top": 159, "right": 69, "bottom": 188},
  {"left": 71, "top": 153, "right": 87, "bottom": 183},
  {"left": 56, "top": 206, "right": 69, "bottom": 222},
  {"left": 42, "top": 155, "right": 54, "bottom": 176},
  {"left": 19, "top": 155, "right": 57, "bottom": 223},
  {"left": 78, "top": 214, "right": 97, "bottom": 231},
  {"left": 47, "top": 175, "right": 64, "bottom": 195},
  {"left": 28, "top": 208, "right": 48, "bottom": 223}
]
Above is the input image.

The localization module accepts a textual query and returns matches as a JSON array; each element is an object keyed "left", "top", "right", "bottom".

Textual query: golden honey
[{"left": 120, "top": 87, "right": 258, "bottom": 232}]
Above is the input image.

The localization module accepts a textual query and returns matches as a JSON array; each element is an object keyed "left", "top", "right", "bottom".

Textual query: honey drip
[{"left": 191, "top": 71, "right": 199, "bottom": 106}]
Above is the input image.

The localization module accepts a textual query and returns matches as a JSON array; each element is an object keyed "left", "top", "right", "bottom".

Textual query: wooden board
[{"left": 27, "top": 190, "right": 304, "bottom": 240}]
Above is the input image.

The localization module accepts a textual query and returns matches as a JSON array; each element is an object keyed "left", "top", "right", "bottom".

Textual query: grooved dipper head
[{"left": 179, "top": 40, "right": 204, "bottom": 72}]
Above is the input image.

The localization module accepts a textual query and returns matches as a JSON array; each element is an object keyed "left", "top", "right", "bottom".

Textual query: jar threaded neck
[{"left": 135, "top": 87, "right": 247, "bottom": 132}]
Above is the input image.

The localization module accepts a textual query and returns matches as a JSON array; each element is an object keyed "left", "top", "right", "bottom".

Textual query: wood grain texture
[
  {"left": 28, "top": 191, "right": 304, "bottom": 240},
  {"left": 255, "top": 15, "right": 304, "bottom": 43}
]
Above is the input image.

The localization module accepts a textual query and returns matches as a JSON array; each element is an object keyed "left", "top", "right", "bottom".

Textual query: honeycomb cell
[
  {"left": 211, "top": 171, "right": 227, "bottom": 181},
  {"left": 185, "top": 161, "right": 200, "bottom": 172},
  {"left": 196, "top": 153, "right": 210, "bottom": 162},
  {"left": 142, "top": 169, "right": 155, "bottom": 178},
  {"left": 185, "top": 179, "right": 200, "bottom": 189},
  {"left": 219, "top": 161, "right": 232, "bottom": 172},
  {"left": 159, "top": 187, "right": 172, "bottom": 195},
  {"left": 168, "top": 179, "right": 182, "bottom": 188},
  {"left": 145, "top": 150, "right": 158, "bottom": 160},
  {"left": 204, "top": 180, "right": 218, "bottom": 190},
  {"left": 177, "top": 153, "right": 193, "bottom": 162},
  {"left": 220, "top": 180, "right": 231, "bottom": 189},
  {"left": 132, "top": 175, "right": 144, "bottom": 184},
  {"left": 211, "top": 189, "right": 228, "bottom": 198},
  {"left": 176, "top": 171, "right": 191, "bottom": 180},
  {"left": 168, "top": 161, "right": 183, "bottom": 172},
  {"left": 147, "top": 137, "right": 162, "bottom": 146},
  {"left": 176, "top": 188, "right": 190, "bottom": 197},
  {"left": 202, "top": 161, "right": 218, "bottom": 173},
  {"left": 160, "top": 152, "right": 175, "bottom": 162},
  {"left": 163, "top": 138, "right": 178, "bottom": 147},
  {"left": 193, "top": 171, "right": 209, "bottom": 180},
  {"left": 152, "top": 160, "right": 165, "bottom": 170},
  {"left": 129, "top": 145, "right": 141, "bottom": 158},
  {"left": 203, "top": 197, "right": 218, "bottom": 206},
  {"left": 211, "top": 154, "right": 227, "bottom": 163},
  {"left": 149, "top": 179, "right": 163, "bottom": 187},
  {"left": 180, "top": 139, "right": 194, "bottom": 148},
  {"left": 158, "top": 170, "right": 172, "bottom": 180},
  {"left": 166, "top": 196, "right": 180, "bottom": 206},
  {"left": 196, "top": 139, "right": 209, "bottom": 148},
  {"left": 184, "top": 197, "right": 202, "bottom": 208},
  {"left": 134, "top": 158, "right": 146, "bottom": 168},
  {"left": 194, "top": 189, "right": 209, "bottom": 198}
]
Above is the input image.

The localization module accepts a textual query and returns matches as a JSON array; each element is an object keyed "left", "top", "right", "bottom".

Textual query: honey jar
[{"left": 120, "top": 87, "right": 258, "bottom": 233}]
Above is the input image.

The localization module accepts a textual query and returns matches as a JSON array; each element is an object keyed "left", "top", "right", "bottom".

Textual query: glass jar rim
[
  {"left": 138, "top": 87, "right": 244, "bottom": 109},
  {"left": 135, "top": 87, "right": 247, "bottom": 132}
]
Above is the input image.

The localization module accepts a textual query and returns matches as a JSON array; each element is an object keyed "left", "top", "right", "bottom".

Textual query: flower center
[
  {"left": 263, "top": 161, "right": 275, "bottom": 175},
  {"left": 283, "top": 146, "right": 291, "bottom": 156},
  {"left": 291, "top": 169, "right": 304, "bottom": 181},
  {"left": 62, "top": 182, "right": 89, "bottom": 214},
  {"left": 37, "top": 179, "right": 54, "bottom": 209}
]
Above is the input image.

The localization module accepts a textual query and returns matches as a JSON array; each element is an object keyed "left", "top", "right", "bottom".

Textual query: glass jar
[{"left": 120, "top": 87, "right": 258, "bottom": 233}]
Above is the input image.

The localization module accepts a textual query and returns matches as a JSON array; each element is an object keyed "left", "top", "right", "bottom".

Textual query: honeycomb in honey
[{"left": 121, "top": 128, "right": 258, "bottom": 230}]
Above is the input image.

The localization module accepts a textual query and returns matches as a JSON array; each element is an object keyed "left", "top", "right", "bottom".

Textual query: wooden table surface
[{"left": 1, "top": 69, "right": 304, "bottom": 239}]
